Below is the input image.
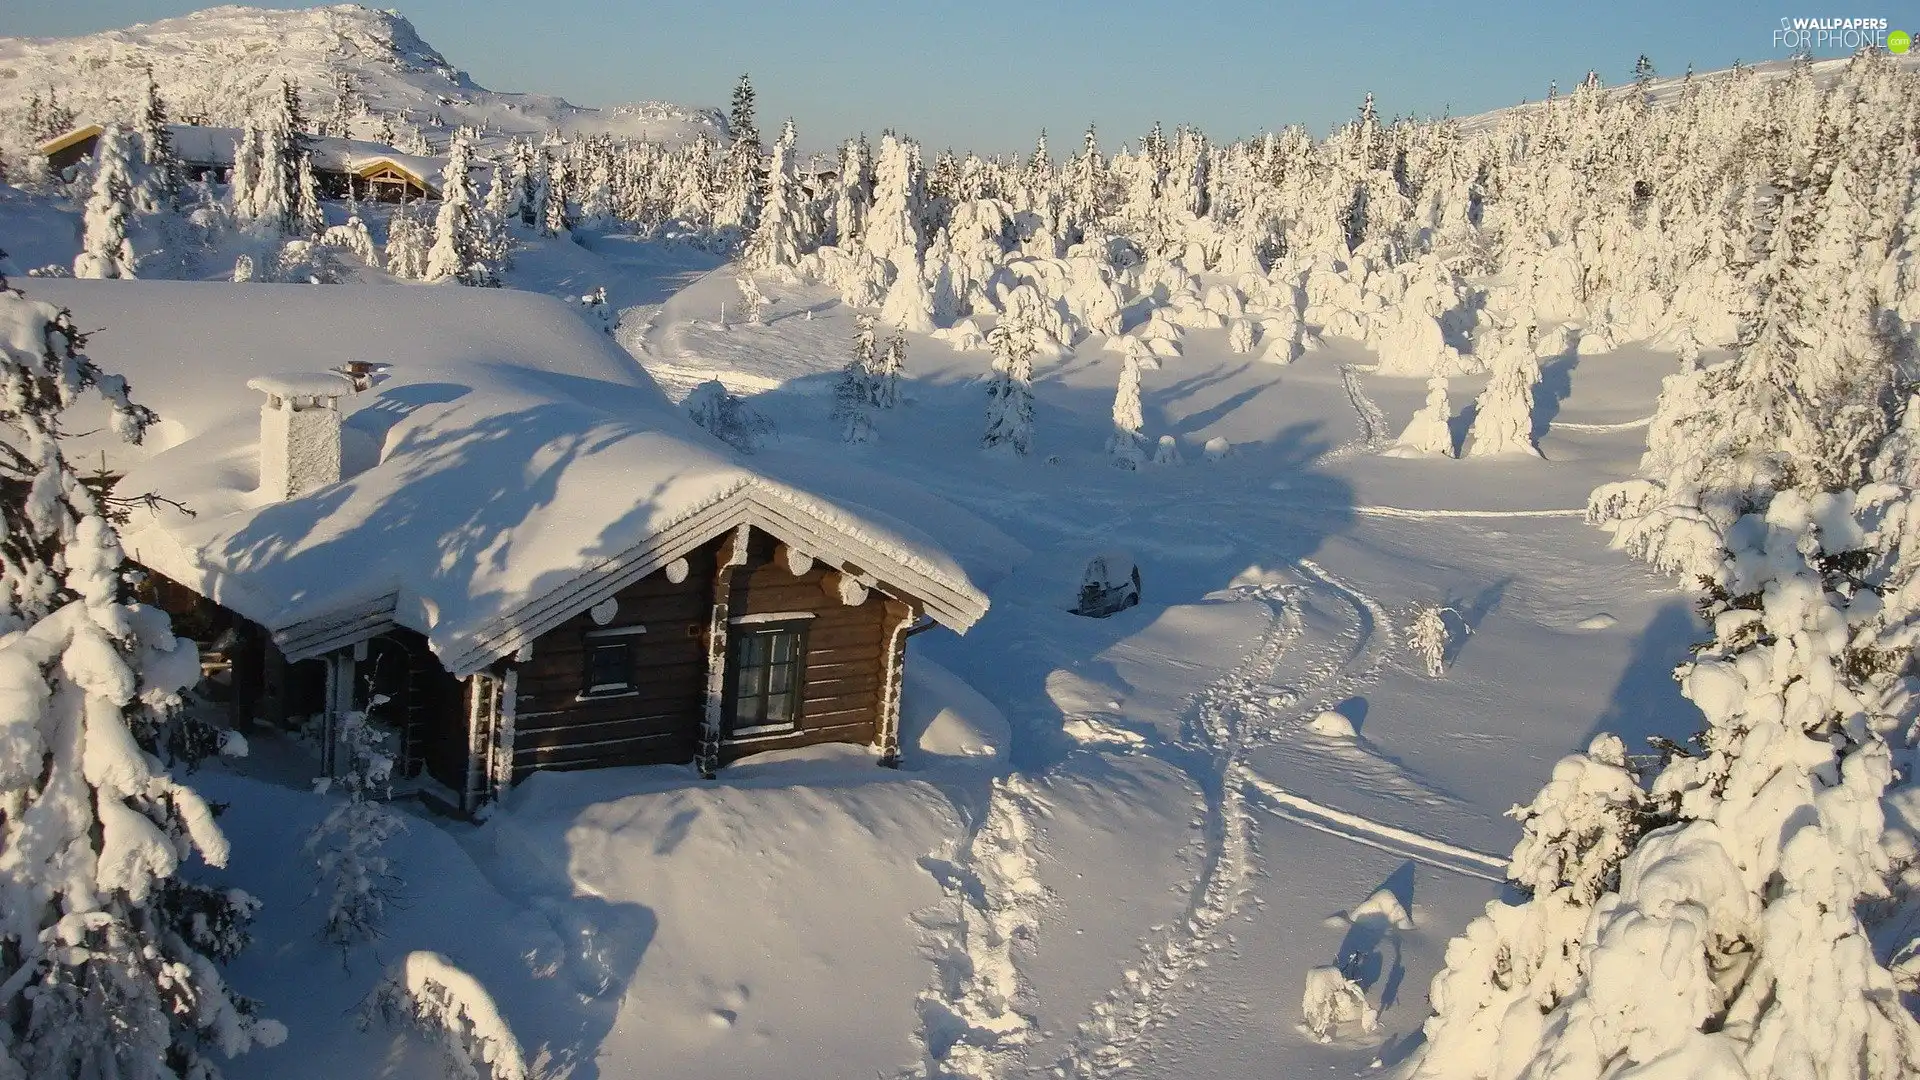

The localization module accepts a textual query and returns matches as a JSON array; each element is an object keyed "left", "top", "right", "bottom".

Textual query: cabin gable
[{"left": 501, "top": 526, "right": 911, "bottom": 781}]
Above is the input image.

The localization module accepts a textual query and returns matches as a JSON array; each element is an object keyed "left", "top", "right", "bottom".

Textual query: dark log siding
[
  {"left": 507, "top": 529, "right": 895, "bottom": 775},
  {"left": 509, "top": 541, "right": 717, "bottom": 776},
  {"left": 717, "top": 531, "right": 888, "bottom": 762}
]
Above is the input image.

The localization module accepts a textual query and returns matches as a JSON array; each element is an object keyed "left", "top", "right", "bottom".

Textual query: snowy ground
[{"left": 44, "top": 236, "right": 1695, "bottom": 1079}]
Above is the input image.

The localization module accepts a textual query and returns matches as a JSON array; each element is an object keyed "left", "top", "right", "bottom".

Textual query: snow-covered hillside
[{"left": 0, "top": 4, "right": 722, "bottom": 161}]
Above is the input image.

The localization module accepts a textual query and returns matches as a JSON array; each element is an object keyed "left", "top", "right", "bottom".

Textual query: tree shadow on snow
[
  {"left": 1582, "top": 599, "right": 1701, "bottom": 756},
  {"left": 1531, "top": 352, "right": 1578, "bottom": 442},
  {"left": 1334, "top": 861, "right": 1415, "bottom": 1011}
]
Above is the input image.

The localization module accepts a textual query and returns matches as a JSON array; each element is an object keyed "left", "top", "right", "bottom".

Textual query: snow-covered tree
[
  {"left": 746, "top": 119, "right": 806, "bottom": 272},
  {"left": 685, "top": 379, "right": 774, "bottom": 452},
  {"left": 1465, "top": 349, "right": 1540, "bottom": 457},
  {"left": 384, "top": 203, "right": 431, "bottom": 281},
  {"left": 133, "top": 69, "right": 180, "bottom": 208},
  {"left": 875, "top": 330, "right": 905, "bottom": 409},
  {"left": 983, "top": 313, "right": 1038, "bottom": 456},
  {"left": 74, "top": 126, "right": 138, "bottom": 280},
  {"left": 294, "top": 153, "right": 325, "bottom": 237},
  {"left": 1108, "top": 349, "right": 1146, "bottom": 469},
  {"left": 1417, "top": 488, "right": 1920, "bottom": 1080},
  {"left": 833, "top": 314, "right": 879, "bottom": 443},
  {"left": 716, "top": 74, "right": 763, "bottom": 233},
  {"left": 0, "top": 284, "right": 286, "bottom": 1078},
  {"left": 306, "top": 698, "right": 406, "bottom": 953},
  {"left": 1392, "top": 375, "right": 1456, "bottom": 456},
  {"left": 426, "top": 131, "right": 495, "bottom": 286}
]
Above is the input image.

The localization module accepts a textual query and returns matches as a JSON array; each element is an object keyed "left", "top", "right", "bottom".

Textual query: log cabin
[
  {"left": 38, "top": 123, "right": 455, "bottom": 200},
  {"left": 36, "top": 280, "right": 1012, "bottom": 814}
]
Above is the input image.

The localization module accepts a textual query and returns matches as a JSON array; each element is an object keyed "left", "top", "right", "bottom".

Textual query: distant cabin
[
  {"left": 37, "top": 122, "right": 460, "bottom": 202},
  {"left": 33, "top": 281, "right": 1009, "bottom": 816}
]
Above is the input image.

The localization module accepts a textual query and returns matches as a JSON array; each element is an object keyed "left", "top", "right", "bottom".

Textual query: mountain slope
[{"left": 0, "top": 4, "right": 722, "bottom": 159}]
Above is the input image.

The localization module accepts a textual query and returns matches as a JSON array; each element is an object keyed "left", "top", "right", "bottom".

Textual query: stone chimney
[{"left": 248, "top": 373, "right": 353, "bottom": 500}]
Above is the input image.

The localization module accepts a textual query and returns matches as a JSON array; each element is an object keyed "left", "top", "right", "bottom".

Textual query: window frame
[
  {"left": 577, "top": 624, "right": 646, "bottom": 700},
  {"left": 725, "top": 619, "right": 810, "bottom": 739}
]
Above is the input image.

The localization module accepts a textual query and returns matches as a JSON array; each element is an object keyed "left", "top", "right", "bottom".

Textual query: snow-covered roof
[
  {"left": 28, "top": 281, "right": 1009, "bottom": 675},
  {"left": 159, "top": 125, "right": 456, "bottom": 185}
]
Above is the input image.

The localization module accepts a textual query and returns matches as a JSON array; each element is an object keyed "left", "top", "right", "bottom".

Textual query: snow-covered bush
[
  {"left": 1151, "top": 434, "right": 1183, "bottom": 466},
  {"left": 735, "top": 272, "right": 769, "bottom": 326},
  {"left": 360, "top": 951, "right": 527, "bottom": 1080},
  {"left": 1406, "top": 604, "right": 1454, "bottom": 676},
  {"left": 685, "top": 379, "right": 774, "bottom": 453},
  {"left": 1302, "top": 964, "right": 1378, "bottom": 1042}
]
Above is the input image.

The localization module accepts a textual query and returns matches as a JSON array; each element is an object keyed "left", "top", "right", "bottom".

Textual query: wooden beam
[
  {"left": 696, "top": 524, "right": 752, "bottom": 777},
  {"left": 821, "top": 570, "right": 870, "bottom": 607}
]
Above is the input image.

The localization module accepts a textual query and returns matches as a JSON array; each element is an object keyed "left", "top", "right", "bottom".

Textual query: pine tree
[
  {"left": 426, "top": 131, "right": 493, "bottom": 285},
  {"left": 74, "top": 126, "right": 138, "bottom": 280},
  {"left": 541, "top": 154, "right": 572, "bottom": 238},
  {"left": 833, "top": 314, "right": 879, "bottom": 443},
  {"left": 0, "top": 281, "right": 286, "bottom": 1077},
  {"left": 230, "top": 123, "right": 260, "bottom": 225},
  {"left": 1420, "top": 490, "right": 1920, "bottom": 1080},
  {"left": 874, "top": 331, "right": 905, "bottom": 408},
  {"left": 746, "top": 119, "right": 805, "bottom": 271},
  {"left": 983, "top": 313, "right": 1037, "bottom": 456},
  {"left": 134, "top": 69, "right": 180, "bottom": 208},
  {"left": 295, "top": 153, "right": 325, "bottom": 237},
  {"left": 1107, "top": 349, "right": 1146, "bottom": 469},
  {"left": 718, "top": 74, "right": 763, "bottom": 232}
]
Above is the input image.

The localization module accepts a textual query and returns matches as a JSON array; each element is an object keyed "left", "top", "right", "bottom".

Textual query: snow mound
[{"left": 1309, "top": 711, "right": 1357, "bottom": 738}]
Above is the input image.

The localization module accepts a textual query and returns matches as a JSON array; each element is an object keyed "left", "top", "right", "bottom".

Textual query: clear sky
[{"left": 14, "top": 1, "right": 1903, "bottom": 152}]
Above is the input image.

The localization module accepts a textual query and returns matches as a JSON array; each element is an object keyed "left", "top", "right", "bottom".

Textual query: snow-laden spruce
[
  {"left": 306, "top": 701, "right": 407, "bottom": 952},
  {"left": 1389, "top": 376, "right": 1456, "bottom": 457},
  {"left": 982, "top": 311, "right": 1038, "bottom": 457},
  {"left": 685, "top": 379, "right": 774, "bottom": 453},
  {"left": 1465, "top": 345, "right": 1541, "bottom": 458},
  {"left": 0, "top": 284, "right": 284, "bottom": 1078},
  {"left": 1107, "top": 348, "right": 1147, "bottom": 469},
  {"left": 426, "top": 129, "right": 495, "bottom": 286},
  {"left": 74, "top": 125, "right": 138, "bottom": 280},
  {"left": 1416, "top": 487, "right": 1920, "bottom": 1080}
]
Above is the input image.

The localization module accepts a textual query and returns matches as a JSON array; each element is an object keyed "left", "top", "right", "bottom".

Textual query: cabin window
[
  {"left": 727, "top": 622, "right": 807, "bottom": 737},
  {"left": 583, "top": 642, "right": 633, "bottom": 696}
]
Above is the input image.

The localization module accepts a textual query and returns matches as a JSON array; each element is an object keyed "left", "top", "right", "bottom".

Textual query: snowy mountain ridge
[{"left": 0, "top": 4, "right": 723, "bottom": 158}]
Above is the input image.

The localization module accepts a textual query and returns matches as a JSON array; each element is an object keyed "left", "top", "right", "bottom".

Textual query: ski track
[
  {"left": 1349, "top": 505, "right": 1586, "bottom": 520},
  {"left": 1550, "top": 417, "right": 1652, "bottom": 432},
  {"left": 1242, "top": 774, "right": 1506, "bottom": 883},
  {"left": 1340, "top": 365, "right": 1390, "bottom": 446}
]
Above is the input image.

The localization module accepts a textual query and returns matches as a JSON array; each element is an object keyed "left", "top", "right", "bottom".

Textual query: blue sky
[{"left": 18, "top": 2, "right": 1899, "bottom": 151}]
